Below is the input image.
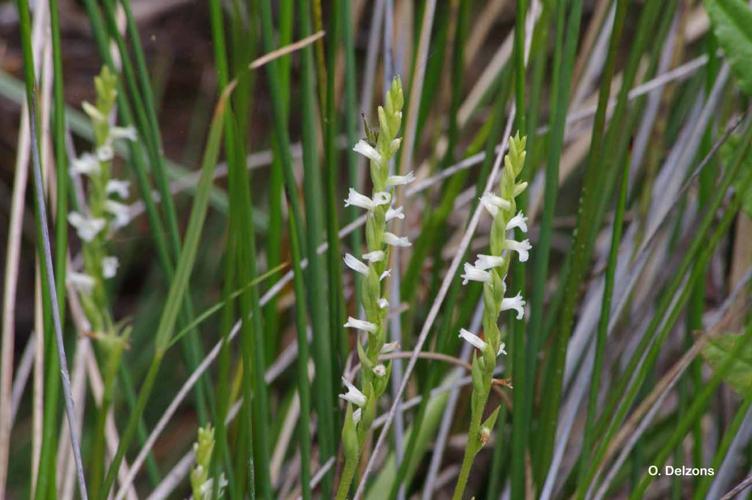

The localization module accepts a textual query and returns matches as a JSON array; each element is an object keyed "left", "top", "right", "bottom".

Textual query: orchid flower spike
[{"left": 339, "top": 377, "right": 367, "bottom": 407}]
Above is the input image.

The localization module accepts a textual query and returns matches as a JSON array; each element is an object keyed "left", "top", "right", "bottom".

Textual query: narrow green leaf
[{"left": 701, "top": 333, "right": 752, "bottom": 396}]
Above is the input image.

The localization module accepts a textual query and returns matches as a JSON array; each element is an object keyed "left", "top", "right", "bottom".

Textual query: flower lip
[
  {"left": 501, "top": 291, "right": 526, "bottom": 320},
  {"left": 71, "top": 153, "right": 99, "bottom": 176},
  {"left": 339, "top": 377, "right": 367, "bottom": 407},
  {"left": 385, "top": 206, "right": 405, "bottom": 222},
  {"left": 505, "top": 238, "right": 532, "bottom": 262},
  {"left": 68, "top": 212, "right": 106, "bottom": 242},
  {"left": 460, "top": 262, "right": 491, "bottom": 285},
  {"left": 344, "top": 188, "right": 390, "bottom": 211},
  {"left": 343, "top": 316, "right": 377, "bottom": 333},
  {"left": 362, "top": 250, "right": 385, "bottom": 262},
  {"left": 506, "top": 211, "right": 528, "bottom": 233}
]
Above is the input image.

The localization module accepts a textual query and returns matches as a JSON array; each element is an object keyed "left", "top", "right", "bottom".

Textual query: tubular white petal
[
  {"left": 110, "top": 126, "right": 137, "bottom": 141},
  {"left": 380, "top": 341, "right": 400, "bottom": 353},
  {"left": 379, "top": 269, "right": 391, "bottom": 281},
  {"left": 102, "top": 256, "right": 119, "bottom": 279},
  {"left": 362, "top": 250, "right": 385, "bottom": 262},
  {"left": 460, "top": 262, "right": 491, "bottom": 285},
  {"left": 383, "top": 232, "right": 411, "bottom": 247},
  {"left": 343, "top": 316, "right": 377, "bottom": 333},
  {"left": 459, "top": 328, "right": 487, "bottom": 351},
  {"left": 106, "top": 179, "right": 131, "bottom": 199},
  {"left": 353, "top": 140, "right": 382, "bottom": 164},
  {"left": 501, "top": 292, "right": 526, "bottom": 320},
  {"left": 372, "top": 364, "right": 387, "bottom": 377},
  {"left": 474, "top": 254, "right": 505, "bottom": 271},
  {"left": 378, "top": 298, "right": 389, "bottom": 309},
  {"left": 385, "top": 206, "right": 405, "bottom": 222},
  {"left": 339, "top": 377, "right": 367, "bottom": 407},
  {"left": 97, "top": 144, "right": 114, "bottom": 162},
  {"left": 105, "top": 200, "right": 132, "bottom": 229},
  {"left": 506, "top": 211, "right": 528, "bottom": 233},
  {"left": 386, "top": 171, "right": 415, "bottom": 187},
  {"left": 71, "top": 153, "right": 99, "bottom": 176},
  {"left": 480, "top": 192, "right": 511, "bottom": 217},
  {"left": 505, "top": 238, "right": 532, "bottom": 262},
  {"left": 344, "top": 253, "right": 369, "bottom": 275},
  {"left": 344, "top": 188, "right": 376, "bottom": 210},
  {"left": 68, "top": 272, "right": 95, "bottom": 294},
  {"left": 68, "top": 212, "right": 106, "bottom": 242}
]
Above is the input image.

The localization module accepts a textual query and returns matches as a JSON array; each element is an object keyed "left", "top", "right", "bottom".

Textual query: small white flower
[
  {"left": 340, "top": 377, "right": 367, "bottom": 407},
  {"left": 381, "top": 341, "right": 400, "bottom": 354},
  {"left": 378, "top": 298, "right": 389, "bottom": 309},
  {"left": 501, "top": 292, "right": 526, "bottom": 320},
  {"left": 474, "top": 254, "right": 505, "bottom": 271},
  {"left": 105, "top": 200, "right": 132, "bottom": 229},
  {"left": 385, "top": 206, "right": 405, "bottom": 222},
  {"left": 506, "top": 211, "right": 528, "bottom": 233},
  {"left": 497, "top": 342, "right": 508, "bottom": 356},
  {"left": 344, "top": 253, "right": 369, "bottom": 275},
  {"left": 70, "top": 153, "right": 99, "bottom": 176},
  {"left": 383, "top": 232, "right": 411, "bottom": 247},
  {"left": 386, "top": 171, "right": 415, "bottom": 187},
  {"left": 344, "top": 188, "right": 390, "bottom": 211},
  {"left": 68, "top": 212, "right": 106, "bottom": 241},
  {"left": 480, "top": 192, "right": 511, "bottom": 217},
  {"left": 362, "top": 250, "right": 385, "bottom": 262},
  {"left": 110, "top": 126, "right": 137, "bottom": 142},
  {"left": 513, "top": 181, "right": 528, "bottom": 197},
  {"left": 353, "top": 140, "right": 382, "bottom": 164},
  {"left": 461, "top": 262, "right": 491, "bottom": 285},
  {"left": 373, "top": 364, "right": 387, "bottom": 377},
  {"left": 505, "top": 239, "right": 532, "bottom": 262},
  {"left": 379, "top": 269, "right": 391, "bottom": 281},
  {"left": 68, "top": 272, "right": 95, "bottom": 294},
  {"left": 106, "top": 179, "right": 130, "bottom": 199},
  {"left": 353, "top": 407, "right": 362, "bottom": 424},
  {"left": 97, "top": 144, "right": 114, "bottom": 162},
  {"left": 344, "top": 316, "right": 377, "bottom": 333},
  {"left": 102, "top": 256, "right": 119, "bottom": 279},
  {"left": 459, "top": 328, "right": 487, "bottom": 352},
  {"left": 82, "top": 101, "right": 106, "bottom": 123}
]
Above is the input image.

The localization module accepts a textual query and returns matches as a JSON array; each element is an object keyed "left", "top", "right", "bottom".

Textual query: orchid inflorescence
[
  {"left": 336, "top": 76, "right": 407, "bottom": 500},
  {"left": 453, "top": 133, "right": 530, "bottom": 500},
  {"left": 67, "top": 67, "right": 135, "bottom": 342}
]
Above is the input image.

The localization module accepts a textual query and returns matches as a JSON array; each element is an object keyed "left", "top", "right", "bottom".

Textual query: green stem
[
  {"left": 452, "top": 412, "right": 481, "bottom": 500},
  {"left": 335, "top": 453, "right": 358, "bottom": 500}
]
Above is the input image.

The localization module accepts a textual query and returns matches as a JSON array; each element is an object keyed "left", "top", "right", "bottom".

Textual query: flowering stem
[{"left": 335, "top": 453, "right": 358, "bottom": 500}]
